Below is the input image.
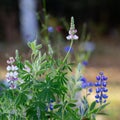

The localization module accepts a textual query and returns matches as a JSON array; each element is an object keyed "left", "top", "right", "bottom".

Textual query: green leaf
[
  {"left": 41, "top": 53, "right": 46, "bottom": 61},
  {"left": 97, "top": 103, "right": 110, "bottom": 112},
  {"left": 15, "top": 93, "right": 27, "bottom": 106},
  {"left": 28, "top": 40, "right": 36, "bottom": 51},
  {"left": 36, "top": 69, "right": 46, "bottom": 76},
  {"left": 68, "top": 103, "right": 76, "bottom": 107},
  {"left": 97, "top": 112, "right": 109, "bottom": 116},
  {"left": 90, "top": 103, "right": 110, "bottom": 114},
  {"left": 36, "top": 44, "right": 42, "bottom": 50},
  {"left": 25, "top": 60, "right": 32, "bottom": 69},
  {"left": 89, "top": 101, "right": 96, "bottom": 111},
  {"left": 54, "top": 104, "right": 62, "bottom": 109},
  {"left": 41, "top": 60, "right": 47, "bottom": 68}
]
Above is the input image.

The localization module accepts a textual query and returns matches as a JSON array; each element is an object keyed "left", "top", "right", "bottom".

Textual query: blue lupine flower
[
  {"left": 46, "top": 100, "right": 54, "bottom": 111},
  {"left": 48, "top": 26, "right": 54, "bottom": 33},
  {"left": 102, "top": 82, "right": 107, "bottom": 87},
  {"left": 95, "top": 72, "right": 108, "bottom": 104},
  {"left": 103, "top": 87, "right": 108, "bottom": 92},
  {"left": 82, "top": 60, "right": 88, "bottom": 66},
  {"left": 49, "top": 103, "right": 53, "bottom": 111},
  {"left": 64, "top": 46, "right": 73, "bottom": 53},
  {"left": 88, "top": 88, "right": 92, "bottom": 93},
  {"left": 96, "top": 76, "right": 101, "bottom": 80},
  {"left": 95, "top": 94, "right": 99, "bottom": 99},
  {"left": 96, "top": 100, "right": 99, "bottom": 103},
  {"left": 80, "top": 77, "right": 87, "bottom": 83},
  {"left": 96, "top": 88, "right": 101, "bottom": 93},
  {"left": 80, "top": 77, "right": 93, "bottom": 95},
  {"left": 95, "top": 82, "right": 101, "bottom": 87},
  {"left": 102, "top": 94, "right": 108, "bottom": 99}
]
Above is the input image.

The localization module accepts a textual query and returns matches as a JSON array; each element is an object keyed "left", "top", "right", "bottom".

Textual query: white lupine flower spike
[
  {"left": 66, "top": 16, "right": 79, "bottom": 40},
  {"left": 6, "top": 57, "right": 19, "bottom": 89}
]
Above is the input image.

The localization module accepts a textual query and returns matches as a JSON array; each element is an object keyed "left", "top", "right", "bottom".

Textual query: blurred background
[{"left": 0, "top": 0, "right": 120, "bottom": 119}]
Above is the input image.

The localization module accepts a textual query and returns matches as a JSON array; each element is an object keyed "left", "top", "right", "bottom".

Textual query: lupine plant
[{"left": 0, "top": 17, "right": 109, "bottom": 120}]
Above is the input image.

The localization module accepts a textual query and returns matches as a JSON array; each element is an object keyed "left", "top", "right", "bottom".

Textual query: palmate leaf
[
  {"left": 3, "top": 89, "right": 16, "bottom": 100},
  {"left": 39, "top": 87, "right": 56, "bottom": 102},
  {"left": 19, "top": 70, "right": 33, "bottom": 81},
  {"left": 34, "top": 80, "right": 57, "bottom": 101},
  {"left": 54, "top": 101, "right": 80, "bottom": 120},
  {"left": 15, "top": 92, "right": 28, "bottom": 106},
  {"left": 54, "top": 71, "right": 68, "bottom": 85},
  {"left": 35, "top": 80, "right": 67, "bottom": 102},
  {"left": 0, "top": 113, "right": 8, "bottom": 120},
  {"left": 28, "top": 40, "right": 42, "bottom": 52},
  {"left": 64, "top": 105, "right": 80, "bottom": 120},
  {"left": 26, "top": 100, "right": 47, "bottom": 120}
]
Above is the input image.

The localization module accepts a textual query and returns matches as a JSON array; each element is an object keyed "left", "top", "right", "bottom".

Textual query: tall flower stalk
[
  {"left": 6, "top": 57, "right": 18, "bottom": 89},
  {"left": 63, "top": 16, "right": 79, "bottom": 63},
  {"left": 95, "top": 72, "right": 108, "bottom": 105}
]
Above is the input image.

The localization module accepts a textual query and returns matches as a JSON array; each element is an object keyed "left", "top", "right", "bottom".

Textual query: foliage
[{"left": 0, "top": 17, "right": 109, "bottom": 120}]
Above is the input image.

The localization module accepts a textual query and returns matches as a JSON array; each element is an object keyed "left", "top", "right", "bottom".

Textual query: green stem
[
  {"left": 62, "top": 109, "right": 64, "bottom": 120},
  {"left": 61, "top": 102, "right": 68, "bottom": 120},
  {"left": 56, "top": 39, "right": 73, "bottom": 73},
  {"left": 50, "top": 111, "right": 53, "bottom": 120},
  {"left": 61, "top": 105, "right": 65, "bottom": 120},
  {"left": 63, "top": 39, "right": 73, "bottom": 63},
  {"left": 43, "top": 0, "right": 48, "bottom": 31},
  {"left": 43, "top": 0, "right": 47, "bottom": 15}
]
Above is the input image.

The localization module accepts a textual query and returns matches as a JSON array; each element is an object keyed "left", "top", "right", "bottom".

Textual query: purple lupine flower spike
[{"left": 95, "top": 72, "right": 108, "bottom": 104}]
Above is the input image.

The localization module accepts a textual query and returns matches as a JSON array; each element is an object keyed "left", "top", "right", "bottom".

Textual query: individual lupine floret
[
  {"left": 46, "top": 99, "right": 54, "bottom": 111},
  {"left": 49, "top": 99, "right": 54, "bottom": 111},
  {"left": 95, "top": 72, "right": 108, "bottom": 104},
  {"left": 7, "top": 57, "right": 15, "bottom": 64},
  {"left": 6, "top": 57, "right": 18, "bottom": 89},
  {"left": 64, "top": 45, "right": 73, "bottom": 53},
  {"left": 81, "top": 60, "right": 88, "bottom": 66},
  {"left": 66, "top": 17, "right": 79, "bottom": 40}
]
